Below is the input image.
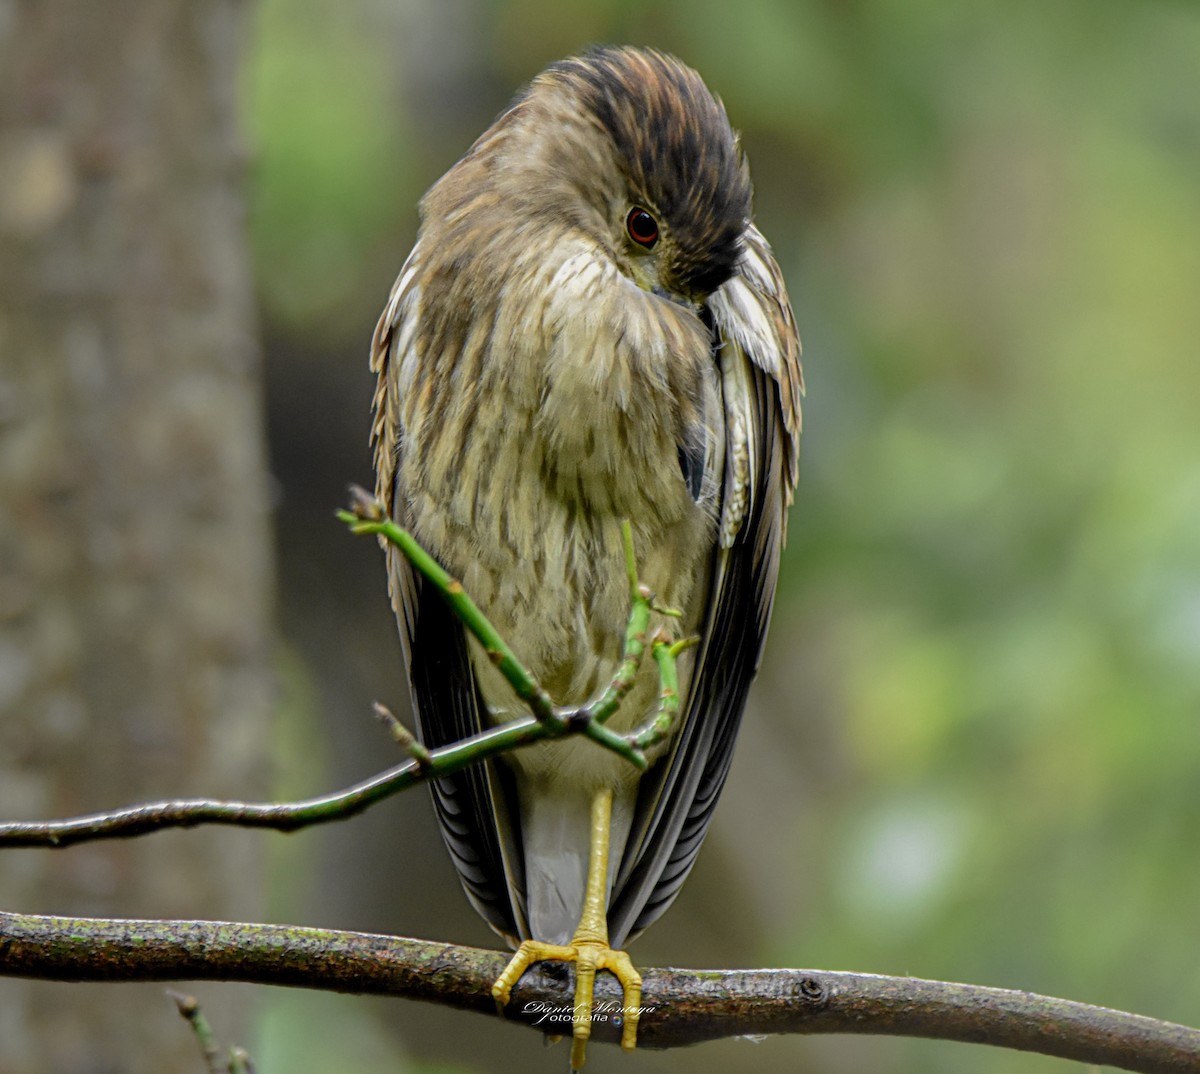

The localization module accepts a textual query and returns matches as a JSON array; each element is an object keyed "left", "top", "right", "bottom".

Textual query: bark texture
[
  {"left": 0, "top": 2, "right": 273, "bottom": 1070},
  {"left": 3, "top": 912, "right": 1197, "bottom": 1074}
]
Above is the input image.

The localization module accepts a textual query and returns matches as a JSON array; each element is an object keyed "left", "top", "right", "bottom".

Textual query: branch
[
  {"left": 0, "top": 502, "right": 688, "bottom": 849},
  {"left": 1, "top": 911, "right": 1195, "bottom": 1073},
  {"left": 169, "top": 991, "right": 254, "bottom": 1074},
  {"left": 341, "top": 494, "right": 680, "bottom": 758},
  {"left": 339, "top": 489, "right": 558, "bottom": 725},
  {"left": 0, "top": 721, "right": 563, "bottom": 848},
  {"left": 5, "top": 493, "right": 1195, "bottom": 1073}
]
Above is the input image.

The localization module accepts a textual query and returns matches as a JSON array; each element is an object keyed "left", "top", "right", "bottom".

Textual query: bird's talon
[
  {"left": 570, "top": 1035, "right": 588, "bottom": 1070},
  {"left": 491, "top": 989, "right": 511, "bottom": 1017},
  {"left": 492, "top": 934, "right": 642, "bottom": 1067}
]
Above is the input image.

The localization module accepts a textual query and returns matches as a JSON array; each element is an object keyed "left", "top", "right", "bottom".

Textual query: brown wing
[
  {"left": 609, "top": 225, "right": 802, "bottom": 944},
  {"left": 370, "top": 250, "right": 527, "bottom": 943}
]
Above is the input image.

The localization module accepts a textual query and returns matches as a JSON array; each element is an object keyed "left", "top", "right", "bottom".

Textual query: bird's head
[{"left": 460, "top": 47, "right": 753, "bottom": 308}]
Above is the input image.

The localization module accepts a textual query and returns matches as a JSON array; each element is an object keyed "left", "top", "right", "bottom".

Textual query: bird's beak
[{"left": 651, "top": 284, "right": 698, "bottom": 310}]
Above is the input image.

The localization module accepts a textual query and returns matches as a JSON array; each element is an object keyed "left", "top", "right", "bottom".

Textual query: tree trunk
[{"left": 0, "top": 2, "right": 273, "bottom": 1071}]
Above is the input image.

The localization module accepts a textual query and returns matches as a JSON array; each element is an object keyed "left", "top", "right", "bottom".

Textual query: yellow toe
[{"left": 492, "top": 936, "right": 643, "bottom": 1070}]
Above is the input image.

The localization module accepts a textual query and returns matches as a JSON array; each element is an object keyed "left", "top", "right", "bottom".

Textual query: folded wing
[{"left": 609, "top": 225, "right": 802, "bottom": 944}]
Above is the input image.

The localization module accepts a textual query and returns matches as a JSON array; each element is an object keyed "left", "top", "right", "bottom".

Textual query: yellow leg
[{"left": 492, "top": 787, "right": 643, "bottom": 1069}]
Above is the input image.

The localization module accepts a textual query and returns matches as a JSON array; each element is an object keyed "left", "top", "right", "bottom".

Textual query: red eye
[{"left": 626, "top": 207, "right": 659, "bottom": 249}]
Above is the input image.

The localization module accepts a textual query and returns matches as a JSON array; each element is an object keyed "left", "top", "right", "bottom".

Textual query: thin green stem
[
  {"left": 168, "top": 991, "right": 224, "bottom": 1074},
  {"left": 582, "top": 719, "right": 648, "bottom": 770},
  {"left": 338, "top": 508, "right": 558, "bottom": 725},
  {"left": 0, "top": 714, "right": 561, "bottom": 847},
  {"left": 629, "top": 635, "right": 698, "bottom": 753},
  {"left": 621, "top": 519, "right": 638, "bottom": 592},
  {"left": 0, "top": 500, "right": 679, "bottom": 848},
  {"left": 589, "top": 523, "right": 651, "bottom": 726}
]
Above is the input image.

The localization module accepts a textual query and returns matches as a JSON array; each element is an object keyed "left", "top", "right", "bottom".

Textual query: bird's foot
[{"left": 493, "top": 937, "right": 643, "bottom": 1069}]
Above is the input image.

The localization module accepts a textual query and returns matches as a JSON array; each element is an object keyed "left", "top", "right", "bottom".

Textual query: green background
[{"left": 245, "top": 1, "right": 1200, "bottom": 1070}]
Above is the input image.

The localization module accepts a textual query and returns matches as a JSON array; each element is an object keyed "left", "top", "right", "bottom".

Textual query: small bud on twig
[{"left": 373, "top": 701, "right": 433, "bottom": 772}]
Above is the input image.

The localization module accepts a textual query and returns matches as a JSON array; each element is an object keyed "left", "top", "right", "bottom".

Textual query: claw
[
  {"left": 492, "top": 787, "right": 642, "bottom": 1068},
  {"left": 494, "top": 938, "right": 642, "bottom": 1069}
]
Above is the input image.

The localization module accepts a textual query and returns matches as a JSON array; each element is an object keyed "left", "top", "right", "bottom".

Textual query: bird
[{"left": 370, "top": 45, "right": 802, "bottom": 1068}]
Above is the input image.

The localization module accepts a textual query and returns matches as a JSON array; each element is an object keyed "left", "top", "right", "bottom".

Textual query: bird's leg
[
  {"left": 565, "top": 785, "right": 643, "bottom": 1066},
  {"left": 492, "top": 786, "right": 643, "bottom": 1069}
]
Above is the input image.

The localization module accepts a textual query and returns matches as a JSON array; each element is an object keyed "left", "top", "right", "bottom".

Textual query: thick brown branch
[{"left": 1, "top": 911, "right": 1195, "bottom": 1072}]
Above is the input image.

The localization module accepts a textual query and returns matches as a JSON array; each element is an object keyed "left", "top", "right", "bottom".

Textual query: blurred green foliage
[{"left": 245, "top": 0, "right": 1200, "bottom": 1071}]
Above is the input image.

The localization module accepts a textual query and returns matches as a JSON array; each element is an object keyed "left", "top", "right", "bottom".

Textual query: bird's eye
[{"left": 626, "top": 207, "right": 659, "bottom": 249}]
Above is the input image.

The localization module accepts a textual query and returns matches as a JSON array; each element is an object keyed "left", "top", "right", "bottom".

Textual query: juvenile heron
[{"left": 370, "top": 46, "right": 802, "bottom": 1068}]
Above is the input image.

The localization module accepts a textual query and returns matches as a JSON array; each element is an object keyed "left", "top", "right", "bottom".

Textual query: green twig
[
  {"left": 340, "top": 491, "right": 558, "bottom": 727},
  {"left": 345, "top": 493, "right": 682, "bottom": 770},
  {"left": 589, "top": 521, "right": 652, "bottom": 725},
  {"left": 373, "top": 701, "right": 433, "bottom": 771},
  {"left": 631, "top": 634, "right": 699, "bottom": 752},
  {"left": 0, "top": 712, "right": 597, "bottom": 847},
  {"left": 168, "top": 991, "right": 225, "bottom": 1074},
  {"left": 0, "top": 496, "right": 687, "bottom": 849}
]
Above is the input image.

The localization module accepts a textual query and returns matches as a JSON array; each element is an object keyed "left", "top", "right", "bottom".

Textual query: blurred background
[{"left": 3, "top": 0, "right": 1199, "bottom": 1072}]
